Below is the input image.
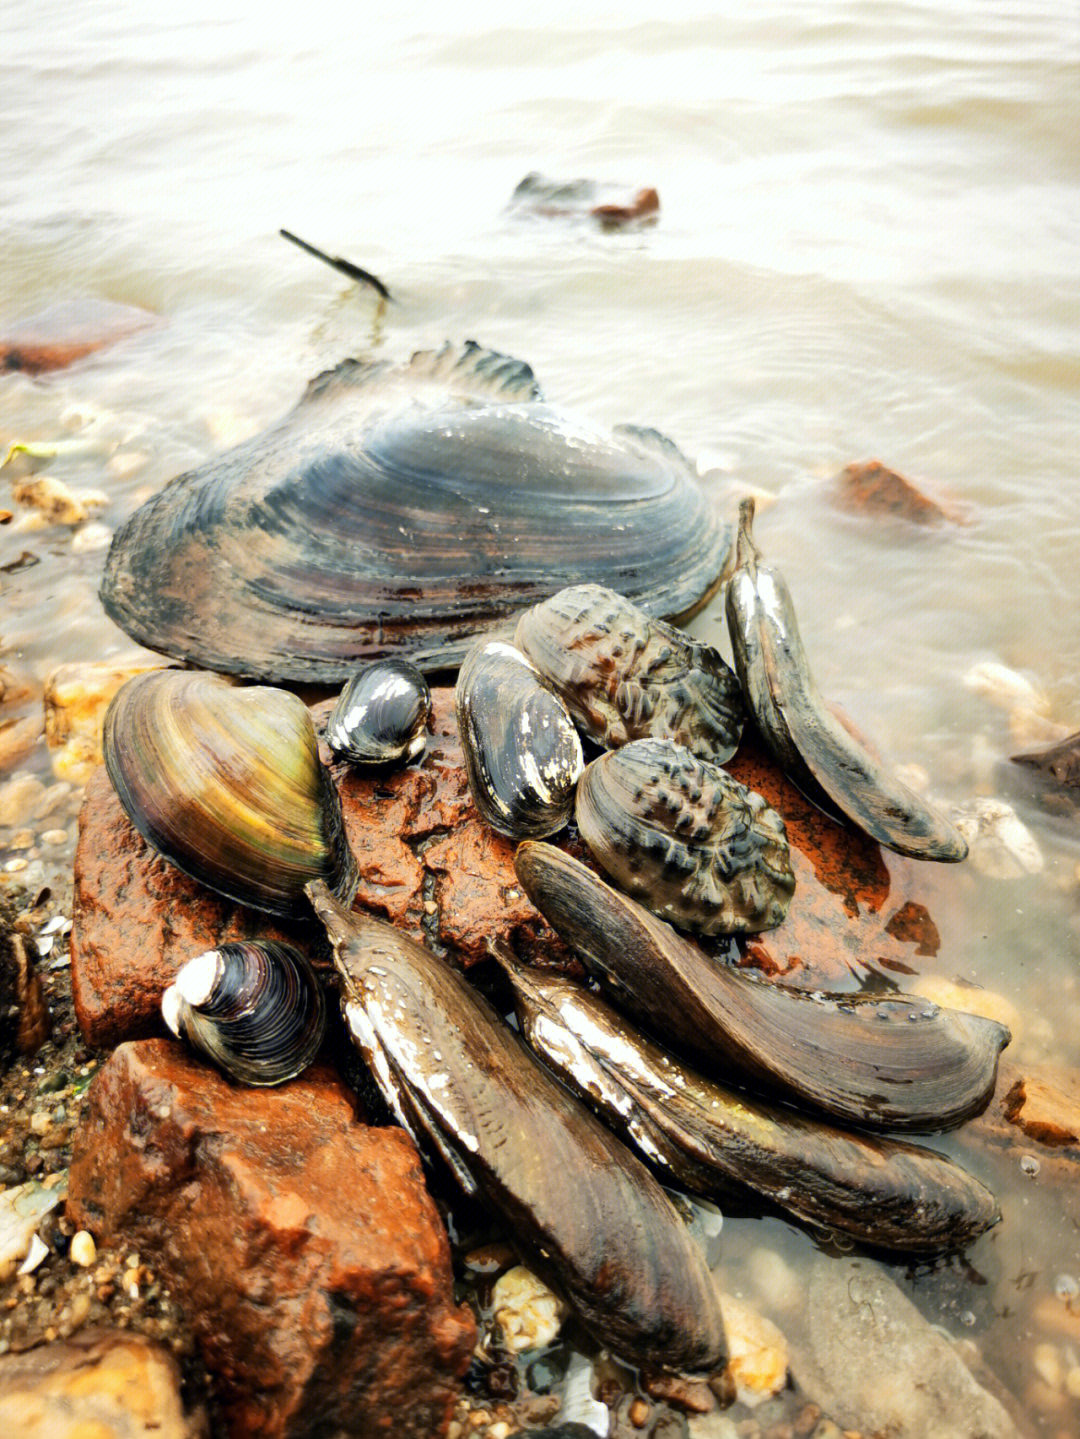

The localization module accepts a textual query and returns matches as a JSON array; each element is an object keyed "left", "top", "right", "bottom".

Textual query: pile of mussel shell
[{"left": 98, "top": 481, "right": 1006, "bottom": 1383}]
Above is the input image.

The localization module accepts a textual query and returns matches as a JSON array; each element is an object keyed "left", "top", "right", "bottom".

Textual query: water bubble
[
  {"left": 1020, "top": 1154, "right": 1040, "bottom": 1177},
  {"left": 960, "top": 1310, "right": 977, "bottom": 1328},
  {"left": 1054, "top": 1273, "right": 1079, "bottom": 1302}
]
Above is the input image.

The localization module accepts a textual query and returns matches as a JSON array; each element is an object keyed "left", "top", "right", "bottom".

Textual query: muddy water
[{"left": 3, "top": 0, "right": 1079, "bottom": 1431}]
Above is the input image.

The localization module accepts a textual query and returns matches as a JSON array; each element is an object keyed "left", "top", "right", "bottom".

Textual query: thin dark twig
[{"left": 280, "top": 229, "right": 392, "bottom": 302}]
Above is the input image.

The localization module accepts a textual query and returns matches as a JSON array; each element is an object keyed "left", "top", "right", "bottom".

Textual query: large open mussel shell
[
  {"left": 725, "top": 499, "right": 967, "bottom": 861},
  {"left": 325, "top": 659, "right": 431, "bottom": 767},
  {"left": 307, "top": 880, "right": 727, "bottom": 1376},
  {"left": 161, "top": 940, "right": 326, "bottom": 1086},
  {"left": 515, "top": 583, "right": 745, "bottom": 762},
  {"left": 514, "top": 843, "right": 1009, "bottom": 1131},
  {"left": 103, "top": 669, "right": 357, "bottom": 917},
  {"left": 455, "top": 641, "right": 583, "bottom": 840},
  {"left": 575, "top": 738, "right": 795, "bottom": 935},
  {"left": 501, "top": 959, "right": 999, "bottom": 1253},
  {"left": 101, "top": 343, "right": 729, "bottom": 683}
]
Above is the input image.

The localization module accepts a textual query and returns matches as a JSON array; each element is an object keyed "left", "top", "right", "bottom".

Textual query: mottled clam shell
[
  {"left": 575, "top": 738, "right": 794, "bottom": 935},
  {"left": 515, "top": 584, "right": 745, "bottom": 762},
  {"left": 307, "top": 880, "right": 727, "bottom": 1376},
  {"left": 103, "top": 669, "right": 357, "bottom": 917},
  {"left": 161, "top": 941, "right": 326, "bottom": 1086},
  {"left": 325, "top": 660, "right": 431, "bottom": 767},
  {"left": 455, "top": 641, "right": 583, "bottom": 841},
  {"left": 514, "top": 843, "right": 1009, "bottom": 1132},
  {"left": 100, "top": 342, "right": 729, "bottom": 682},
  {"left": 503, "top": 959, "right": 999, "bottom": 1253}
]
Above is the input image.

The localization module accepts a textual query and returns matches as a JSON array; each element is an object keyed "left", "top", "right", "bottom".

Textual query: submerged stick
[{"left": 280, "top": 228, "right": 392, "bottom": 302}]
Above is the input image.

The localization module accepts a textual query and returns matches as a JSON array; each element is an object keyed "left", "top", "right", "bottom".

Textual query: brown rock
[
  {"left": 0, "top": 1327, "right": 203, "bottom": 1438},
  {"left": 71, "top": 689, "right": 576, "bottom": 1047},
  {"left": 1003, "top": 1071, "right": 1080, "bottom": 1148},
  {"left": 66, "top": 1040, "right": 476, "bottom": 1438},
  {"left": 836, "top": 460, "right": 965, "bottom": 525},
  {"left": 0, "top": 299, "right": 156, "bottom": 374}
]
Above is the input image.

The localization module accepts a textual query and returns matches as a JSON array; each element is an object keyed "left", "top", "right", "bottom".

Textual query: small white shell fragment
[
  {"left": 17, "top": 1232, "right": 49, "bottom": 1275},
  {"left": 950, "top": 797, "right": 1044, "bottom": 879},
  {"left": 719, "top": 1291, "right": 789, "bottom": 1407},
  {"left": 558, "top": 1349, "right": 609, "bottom": 1436},
  {"left": 491, "top": 1264, "right": 565, "bottom": 1353},
  {"left": 70, "top": 1229, "right": 97, "bottom": 1268},
  {"left": 0, "top": 1180, "right": 65, "bottom": 1267}
]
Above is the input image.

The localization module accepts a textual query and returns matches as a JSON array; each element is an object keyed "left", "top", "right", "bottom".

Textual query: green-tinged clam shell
[
  {"left": 515, "top": 583, "right": 745, "bottom": 762},
  {"left": 161, "top": 941, "right": 325, "bottom": 1086},
  {"left": 100, "top": 342, "right": 729, "bottom": 682},
  {"left": 575, "top": 738, "right": 795, "bottom": 935},
  {"left": 502, "top": 958, "right": 999, "bottom": 1253},
  {"left": 514, "top": 843, "right": 1008, "bottom": 1132},
  {"left": 307, "top": 880, "right": 727, "bottom": 1377},
  {"left": 103, "top": 669, "right": 357, "bottom": 917}
]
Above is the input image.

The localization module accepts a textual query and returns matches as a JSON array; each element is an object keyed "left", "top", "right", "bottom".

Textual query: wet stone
[
  {"left": 1002, "top": 1070, "right": 1080, "bottom": 1148},
  {"left": 65, "top": 1039, "right": 476, "bottom": 1438},
  {"left": 835, "top": 460, "right": 965, "bottom": 526}
]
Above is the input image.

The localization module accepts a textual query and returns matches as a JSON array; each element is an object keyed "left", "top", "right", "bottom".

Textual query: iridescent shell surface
[
  {"left": 325, "top": 660, "right": 431, "bottom": 767},
  {"left": 515, "top": 584, "right": 745, "bottom": 762},
  {"left": 307, "top": 881, "right": 728, "bottom": 1376},
  {"left": 503, "top": 958, "right": 999, "bottom": 1253},
  {"left": 161, "top": 940, "right": 326, "bottom": 1086},
  {"left": 515, "top": 842, "right": 1009, "bottom": 1132},
  {"left": 103, "top": 669, "right": 357, "bottom": 917},
  {"left": 455, "top": 641, "right": 583, "bottom": 840},
  {"left": 100, "top": 343, "right": 729, "bottom": 682},
  {"left": 575, "top": 738, "right": 795, "bottom": 935}
]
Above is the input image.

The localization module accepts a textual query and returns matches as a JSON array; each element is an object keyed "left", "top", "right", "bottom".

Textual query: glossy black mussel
[
  {"left": 325, "top": 659, "right": 431, "bottom": 767},
  {"left": 575, "top": 738, "right": 794, "bottom": 935},
  {"left": 500, "top": 956, "right": 999, "bottom": 1253},
  {"left": 100, "top": 342, "right": 730, "bottom": 682},
  {"left": 515, "top": 583, "right": 745, "bottom": 762},
  {"left": 161, "top": 941, "right": 326, "bottom": 1086},
  {"left": 103, "top": 669, "right": 357, "bottom": 917},
  {"left": 725, "top": 498, "right": 968, "bottom": 861},
  {"left": 306, "top": 879, "right": 728, "bottom": 1377},
  {"left": 514, "top": 843, "right": 1009, "bottom": 1132},
  {"left": 455, "top": 640, "right": 584, "bottom": 841}
]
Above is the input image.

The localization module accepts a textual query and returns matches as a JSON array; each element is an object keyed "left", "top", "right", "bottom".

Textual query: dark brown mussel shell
[
  {"left": 575, "top": 738, "right": 795, "bottom": 935},
  {"left": 455, "top": 641, "right": 583, "bottom": 840},
  {"left": 325, "top": 659, "right": 431, "bottom": 767},
  {"left": 515, "top": 583, "right": 745, "bottom": 762},
  {"left": 306, "top": 880, "right": 727, "bottom": 1376},
  {"left": 100, "top": 342, "right": 729, "bottom": 683},
  {"left": 161, "top": 940, "right": 326, "bottom": 1086},
  {"left": 103, "top": 669, "right": 357, "bottom": 917},
  {"left": 514, "top": 843, "right": 1009, "bottom": 1132},
  {"left": 501, "top": 959, "right": 999, "bottom": 1253}
]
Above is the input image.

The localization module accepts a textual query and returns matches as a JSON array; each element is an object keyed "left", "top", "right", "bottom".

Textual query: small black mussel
[
  {"left": 325, "top": 659, "right": 431, "bottom": 767},
  {"left": 500, "top": 955, "right": 1000, "bottom": 1253},
  {"left": 161, "top": 941, "right": 326, "bottom": 1086},
  {"left": 515, "top": 583, "right": 745, "bottom": 762},
  {"left": 103, "top": 669, "right": 357, "bottom": 918},
  {"left": 455, "top": 640, "right": 584, "bottom": 841},
  {"left": 306, "top": 880, "right": 728, "bottom": 1377},
  {"left": 515, "top": 842, "right": 1009, "bottom": 1133},
  {"left": 575, "top": 737, "right": 795, "bottom": 935}
]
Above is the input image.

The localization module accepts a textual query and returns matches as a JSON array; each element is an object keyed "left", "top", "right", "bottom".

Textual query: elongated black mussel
[
  {"left": 455, "top": 641, "right": 584, "bottom": 841},
  {"left": 161, "top": 941, "right": 326, "bottom": 1086},
  {"left": 103, "top": 669, "right": 357, "bottom": 917},
  {"left": 306, "top": 880, "right": 727, "bottom": 1376},
  {"left": 100, "top": 342, "right": 730, "bottom": 682},
  {"left": 514, "top": 843, "right": 1008, "bottom": 1132},
  {"left": 725, "top": 499, "right": 967, "bottom": 861},
  {"left": 514, "top": 584, "right": 745, "bottom": 762},
  {"left": 325, "top": 659, "right": 431, "bottom": 767},
  {"left": 575, "top": 738, "right": 795, "bottom": 935},
  {"left": 499, "top": 957, "right": 999, "bottom": 1253}
]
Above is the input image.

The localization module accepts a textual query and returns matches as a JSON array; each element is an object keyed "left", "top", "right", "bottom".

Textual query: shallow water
[{"left": 3, "top": 1, "right": 1080, "bottom": 1431}]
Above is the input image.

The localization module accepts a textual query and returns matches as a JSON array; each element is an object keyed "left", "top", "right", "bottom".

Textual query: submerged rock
[
  {"left": 0, "top": 299, "right": 156, "bottom": 375},
  {"left": 65, "top": 1040, "right": 475, "bottom": 1439},
  {"left": 836, "top": 459, "right": 965, "bottom": 525}
]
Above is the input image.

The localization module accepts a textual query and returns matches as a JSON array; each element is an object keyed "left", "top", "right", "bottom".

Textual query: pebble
[
  {"left": 9, "top": 476, "right": 106, "bottom": 527},
  {"left": 70, "top": 1230, "right": 96, "bottom": 1267},
  {"left": 491, "top": 1264, "right": 565, "bottom": 1353},
  {"left": 0, "top": 777, "right": 45, "bottom": 828},
  {"left": 720, "top": 1292, "right": 789, "bottom": 1408},
  {"left": 70, "top": 520, "right": 113, "bottom": 553},
  {"left": 950, "top": 797, "right": 1044, "bottom": 879}
]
